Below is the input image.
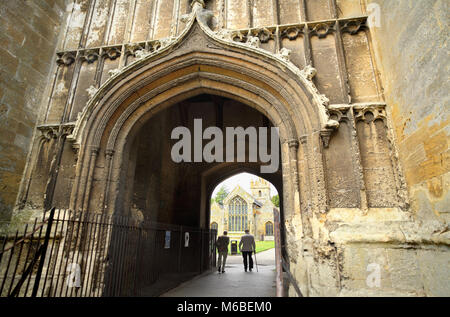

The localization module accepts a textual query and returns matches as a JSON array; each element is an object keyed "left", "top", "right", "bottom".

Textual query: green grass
[{"left": 227, "top": 240, "right": 275, "bottom": 255}]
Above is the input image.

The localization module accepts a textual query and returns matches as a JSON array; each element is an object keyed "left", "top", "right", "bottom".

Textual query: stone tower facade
[
  {"left": 250, "top": 178, "right": 271, "bottom": 202},
  {"left": 0, "top": 0, "right": 448, "bottom": 296},
  {"left": 210, "top": 183, "right": 276, "bottom": 242}
]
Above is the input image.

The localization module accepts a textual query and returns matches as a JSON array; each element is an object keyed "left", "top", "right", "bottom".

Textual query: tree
[
  {"left": 271, "top": 195, "right": 280, "bottom": 207},
  {"left": 214, "top": 185, "right": 229, "bottom": 204}
]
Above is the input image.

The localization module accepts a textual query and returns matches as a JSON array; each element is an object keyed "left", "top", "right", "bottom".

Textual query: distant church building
[{"left": 210, "top": 178, "right": 276, "bottom": 242}]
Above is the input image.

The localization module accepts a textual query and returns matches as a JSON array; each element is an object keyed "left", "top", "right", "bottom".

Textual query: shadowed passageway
[{"left": 161, "top": 249, "right": 276, "bottom": 297}]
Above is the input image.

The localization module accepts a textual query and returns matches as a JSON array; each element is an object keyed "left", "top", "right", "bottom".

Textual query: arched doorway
[
  {"left": 209, "top": 171, "right": 281, "bottom": 247},
  {"left": 118, "top": 93, "right": 281, "bottom": 229},
  {"left": 66, "top": 15, "right": 331, "bottom": 296}
]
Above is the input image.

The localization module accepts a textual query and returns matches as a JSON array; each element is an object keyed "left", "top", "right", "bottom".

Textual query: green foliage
[
  {"left": 214, "top": 185, "right": 229, "bottom": 204},
  {"left": 271, "top": 195, "right": 280, "bottom": 207}
]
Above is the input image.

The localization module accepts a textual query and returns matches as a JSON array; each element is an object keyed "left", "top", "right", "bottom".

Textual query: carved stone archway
[{"left": 63, "top": 6, "right": 339, "bottom": 288}]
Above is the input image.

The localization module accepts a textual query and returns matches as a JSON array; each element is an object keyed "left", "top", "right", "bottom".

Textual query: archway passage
[
  {"left": 39, "top": 17, "right": 325, "bottom": 297},
  {"left": 103, "top": 94, "right": 285, "bottom": 296},
  {"left": 161, "top": 172, "right": 282, "bottom": 297},
  {"left": 122, "top": 94, "right": 282, "bottom": 228}
]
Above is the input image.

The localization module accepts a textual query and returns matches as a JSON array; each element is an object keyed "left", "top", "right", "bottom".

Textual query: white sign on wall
[
  {"left": 185, "top": 232, "right": 190, "bottom": 247},
  {"left": 164, "top": 231, "right": 171, "bottom": 249}
]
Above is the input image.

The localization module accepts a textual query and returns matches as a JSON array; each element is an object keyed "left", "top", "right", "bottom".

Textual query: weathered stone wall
[
  {"left": 0, "top": 0, "right": 69, "bottom": 221},
  {"left": 366, "top": 0, "right": 449, "bottom": 223}
]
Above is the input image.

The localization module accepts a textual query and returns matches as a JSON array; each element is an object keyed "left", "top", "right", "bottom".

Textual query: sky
[{"left": 211, "top": 172, "right": 279, "bottom": 199}]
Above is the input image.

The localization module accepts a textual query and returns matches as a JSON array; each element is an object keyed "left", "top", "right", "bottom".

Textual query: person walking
[
  {"left": 216, "top": 231, "right": 230, "bottom": 273},
  {"left": 239, "top": 229, "right": 256, "bottom": 272}
]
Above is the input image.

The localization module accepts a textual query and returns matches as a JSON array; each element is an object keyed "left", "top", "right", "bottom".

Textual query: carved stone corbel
[
  {"left": 320, "top": 129, "right": 334, "bottom": 148},
  {"left": 80, "top": 49, "right": 99, "bottom": 64},
  {"left": 340, "top": 19, "right": 367, "bottom": 35},
  {"left": 60, "top": 123, "right": 75, "bottom": 137},
  {"left": 245, "top": 35, "right": 260, "bottom": 48},
  {"left": 309, "top": 22, "right": 335, "bottom": 39},
  {"left": 281, "top": 26, "right": 305, "bottom": 41},
  {"left": 125, "top": 43, "right": 146, "bottom": 57},
  {"left": 38, "top": 125, "right": 59, "bottom": 141},
  {"left": 56, "top": 51, "right": 76, "bottom": 66},
  {"left": 277, "top": 48, "right": 292, "bottom": 62},
  {"left": 103, "top": 47, "right": 122, "bottom": 60},
  {"left": 254, "top": 28, "right": 274, "bottom": 43}
]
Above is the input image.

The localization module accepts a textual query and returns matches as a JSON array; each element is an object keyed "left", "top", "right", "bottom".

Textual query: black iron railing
[{"left": 0, "top": 209, "right": 216, "bottom": 297}]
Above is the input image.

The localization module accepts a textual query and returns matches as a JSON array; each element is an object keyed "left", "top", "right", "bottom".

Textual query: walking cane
[{"left": 254, "top": 249, "right": 259, "bottom": 272}]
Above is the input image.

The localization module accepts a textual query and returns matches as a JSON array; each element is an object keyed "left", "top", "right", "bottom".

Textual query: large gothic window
[
  {"left": 228, "top": 196, "right": 248, "bottom": 232},
  {"left": 265, "top": 222, "right": 274, "bottom": 236},
  {"left": 211, "top": 222, "right": 218, "bottom": 231}
]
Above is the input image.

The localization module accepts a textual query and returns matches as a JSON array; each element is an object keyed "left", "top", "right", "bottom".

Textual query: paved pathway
[{"left": 161, "top": 248, "right": 276, "bottom": 297}]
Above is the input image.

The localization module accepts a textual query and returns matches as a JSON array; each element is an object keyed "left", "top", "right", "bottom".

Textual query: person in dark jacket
[{"left": 216, "top": 231, "right": 230, "bottom": 273}]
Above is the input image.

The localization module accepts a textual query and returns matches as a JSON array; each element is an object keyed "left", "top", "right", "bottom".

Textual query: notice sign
[
  {"left": 164, "top": 231, "right": 171, "bottom": 249},
  {"left": 184, "top": 232, "right": 190, "bottom": 247}
]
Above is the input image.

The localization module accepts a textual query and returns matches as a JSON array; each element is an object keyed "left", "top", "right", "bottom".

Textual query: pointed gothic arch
[{"left": 65, "top": 6, "right": 334, "bottom": 252}]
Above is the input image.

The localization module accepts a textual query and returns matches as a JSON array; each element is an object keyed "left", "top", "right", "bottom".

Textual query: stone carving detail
[
  {"left": 300, "top": 65, "right": 317, "bottom": 81},
  {"left": 197, "top": 8, "right": 214, "bottom": 27},
  {"left": 70, "top": 0, "right": 339, "bottom": 151},
  {"left": 277, "top": 48, "right": 292, "bottom": 62},
  {"left": 86, "top": 85, "right": 98, "bottom": 99},
  {"left": 231, "top": 31, "right": 246, "bottom": 43},
  {"left": 180, "top": 14, "right": 192, "bottom": 23},
  {"left": 38, "top": 123, "right": 75, "bottom": 141},
  {"left": 80, "top": 49, "right": 99, "bottom": 64},
  {"left": 61, "top": 123, "right": 75, "bottom": 137},
  {"left": 215, "top": 28, "right": 233, "bottom": 41},
  {"left": 191, "top": 0, "right": 206, "bottom": 8},
  {"left": 309, "top": 22, "right": 335, "bottom": 39},
  {"left": 134, "top": 49, "right": 150, "bottom": 59},
  {"left": 340, "top": 19, "right": 367, "bottom": 35},
  {"left": 125, "top": 43, "right": 145, "bottom": 57},
  {"left": 155, "top": 38, "right": 175, "bottom": 51},
  {"left": 103, "top": 47, "right": 121, "bottom": 60},
  {"left": 328, "top": 108, "right": 350, "bottom": 123},
  {"left": 245, "top": 35, "right": 260, "bottom": 48},
  {"left": 108, "top": 68, "right": 121, "bottom": 78},
  {"left": 230, "top": 28, "right": 274, "bottom": 45},
  {"left": 354, "top": 106, "right": 387, "bottom": 124},
  {"left": 254, "top": 28, "right": 274, "bottom": 43},
  {"left": 56, "top": 52, "right": 76, "bottom": 66},
  {"left": 38, "top": 125, "right": 59, "bottom": 141},
  {"left": 353, "top": 105, "right": 399, "bottom": 208},
  {"left": 320, "top": 129, "right": 334, "bottom": 148},
  {"left": 281, "top": 26, "right": 304, "bottom": 41}
]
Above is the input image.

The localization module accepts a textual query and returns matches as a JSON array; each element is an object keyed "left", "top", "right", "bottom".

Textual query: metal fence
[{"left": 0, "top": 208, "right": 216, "bottom": 297}]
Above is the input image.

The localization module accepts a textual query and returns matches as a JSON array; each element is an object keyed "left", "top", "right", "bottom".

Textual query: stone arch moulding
[{"left": 66, "top": 3, "right": 337, "bottom": 217}]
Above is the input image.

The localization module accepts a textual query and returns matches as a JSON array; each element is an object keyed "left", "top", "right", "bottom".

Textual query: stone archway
[
  {"left": 67, "top": 8, "right": 335, "bottom": 229},
  {"left": 62, "top": 6, "right": 340, "bottom": 296}
]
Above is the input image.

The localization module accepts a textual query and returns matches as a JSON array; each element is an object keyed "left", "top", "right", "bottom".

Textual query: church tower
[{"left": 250, "top": 178, "right": 271, "bottom": 202}]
